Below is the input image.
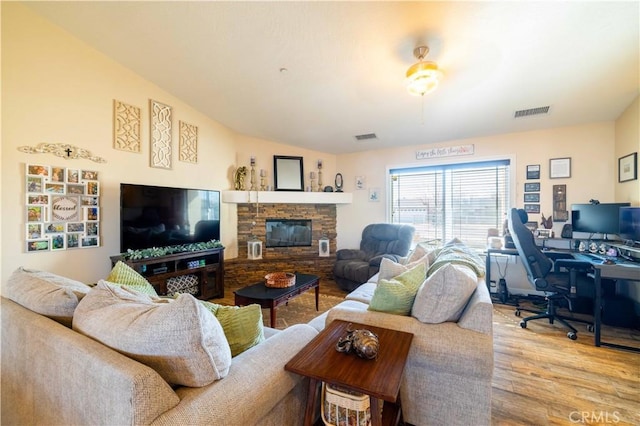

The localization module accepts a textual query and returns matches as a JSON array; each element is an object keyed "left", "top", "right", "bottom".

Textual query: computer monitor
[
  {"left": 618, "top": 206, "right": 640, "bottom": 245},
  {"left": 570, "top": 202, "right": 631, "bottom": 238}
]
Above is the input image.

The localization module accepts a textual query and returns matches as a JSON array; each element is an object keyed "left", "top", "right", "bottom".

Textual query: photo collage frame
[{"left": 25, "top": 164, "right": 101, "bottom": 252}]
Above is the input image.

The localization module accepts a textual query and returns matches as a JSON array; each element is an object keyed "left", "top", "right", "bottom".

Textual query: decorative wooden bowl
[{"left": 265, "top": 272, "right": 296, "bottom": 288}]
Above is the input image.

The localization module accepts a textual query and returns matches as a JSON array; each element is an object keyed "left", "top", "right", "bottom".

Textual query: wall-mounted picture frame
[
  {"left": 26, "top": 240, "right": 50, "bottom": 252},
  {"left": 319, "top": 236, "right": 330, "bottom": 257},
  {"left": 524, "top": 204, "right": 540, "bottom": 214},
  {"left": 549, "top": 157, "right": 571, "bottom": 179},
  {"left": 524, "top": 193, "right": 540, "bottom": 203},
  {"left": 369, "top": 188, "right": 380, "bottom": 202},
  {"left": 524, "top": 182, "right": 540, "bottom": 192},
  {"left": 618, "top": 152, "right": 637, "bottom": 182},
  {"left": 526, "top": 164, "right": 540, "bottom": 180},
  {"left": 552, "top": 184, "right": 568, "bottom": 222},
  {"left": 23, "top": 163, "right": 101, "bottom": 253}
]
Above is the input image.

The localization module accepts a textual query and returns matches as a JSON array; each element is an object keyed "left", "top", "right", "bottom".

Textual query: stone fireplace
[{"left": 224, "top": 202, "right": 338, "bottom": 287}]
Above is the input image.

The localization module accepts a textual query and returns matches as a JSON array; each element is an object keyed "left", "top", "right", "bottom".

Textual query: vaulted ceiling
[{"left": 25, "top": 1, "right": 640, "bottom": 154}]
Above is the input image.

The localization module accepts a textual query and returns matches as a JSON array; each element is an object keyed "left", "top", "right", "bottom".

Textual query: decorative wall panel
[
  {"left": 179, "top": 120, "right": 198, "bottom": 163},
  {"left": 149, "top": 99, "right": 172, "bottom": 169},
  {"left": 113, "top": 100, "right": 141, "bottom": 152}
]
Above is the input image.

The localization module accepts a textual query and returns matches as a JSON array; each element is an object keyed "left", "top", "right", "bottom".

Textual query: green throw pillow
[
  {"left": 200, "top": 301, "right": 265, "bottom": 357},
  {"left": 106, "top": 261, "right": 158, "bottom": 297},
  {"left": 368, "top": 262, "right": 426, "bottom": 315}
]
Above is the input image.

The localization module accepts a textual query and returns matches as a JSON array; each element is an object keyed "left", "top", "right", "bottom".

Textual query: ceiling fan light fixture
[{"left": 406, "top": 46, "right": 443, "bottom": 96}]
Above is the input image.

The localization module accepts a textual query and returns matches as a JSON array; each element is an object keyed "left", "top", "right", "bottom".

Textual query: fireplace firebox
[{"left": 266, "top": 219, "right": 312, "bottom": 247}]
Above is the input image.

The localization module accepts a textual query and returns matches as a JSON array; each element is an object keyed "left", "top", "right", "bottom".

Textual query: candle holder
[
  {"left": 309, "top": 171, "right": 316, "bottom": 192},
  {"left": 250, "top": 157, "right": 257, "bottom": 191},
  {"left": 317, "top": 160, "right": 323, "bottom": 192},
  {"left": 260, "top": 169, "right": 267, "bottom": 191}
]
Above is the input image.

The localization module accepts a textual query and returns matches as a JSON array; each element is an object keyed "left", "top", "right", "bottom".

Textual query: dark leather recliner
[{"left": 333, "top": 223, "right": 415, "bottom": 292}]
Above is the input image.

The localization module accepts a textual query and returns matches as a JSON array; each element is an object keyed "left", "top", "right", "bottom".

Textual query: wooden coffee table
[
  {"left": 285, "top": 319, "right": 413, "bottom": 426},
  {"left": 234, "top": 273, "right": 319, "bottom": 327}
]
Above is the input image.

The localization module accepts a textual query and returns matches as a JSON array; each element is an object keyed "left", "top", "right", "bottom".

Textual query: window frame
[{"left": 386, "top": 155, "right": 516, "bottom": 248}]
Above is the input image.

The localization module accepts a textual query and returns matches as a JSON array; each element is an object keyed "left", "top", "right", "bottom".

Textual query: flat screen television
[
  {"left": 570, "top": 202, "right": 630, "bottom": 238},
  {"left": 619, "top": 206, "right": 640, "bottom": 245},
  {"left": 120, "top": 183, "right": 220, "bottom": 253}
]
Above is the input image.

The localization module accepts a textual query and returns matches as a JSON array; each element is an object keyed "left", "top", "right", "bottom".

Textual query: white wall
[
  {"left": 0, "top": 4, "right": 337, "bottom": 286},
  {"left": 614, "top": 96, "right": 640, "bottom": 205},
  {"left": 614, "top": 96, "right": 640, "bottom": 307},
  {"left": 335, "top": 123, "right": 618, "bottom": 250}
]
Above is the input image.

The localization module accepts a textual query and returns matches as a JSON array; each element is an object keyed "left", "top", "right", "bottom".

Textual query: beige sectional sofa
[
  {"left": 2, "top": 238, "right": 492, "bottom": 426},
  {"left": 310, "top": 240, "right": 495, "bottom": 426},
  {"left": 1, "top": 269, "right": 318, "bottom": 425}
]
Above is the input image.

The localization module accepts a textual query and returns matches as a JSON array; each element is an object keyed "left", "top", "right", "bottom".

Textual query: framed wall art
[
  {"left": 524, "top": 204, "right": 540, "bottom": 214},
  {"left": 524, "top": 182, "right": 540, "bottom": 192},
  {"left": 24, "top": 163, "right": 101, "bottom": 252},
  {"left": 618, "top": 152, "right": 637, "bottom": 182},
  {"left": 526, "top": 164, "right": 540, "bottom": 180},
  {"left": 552, "top": 184, "right": 568, "bottom": 222},
  {"left": 369, "top": 188, "right": 380, "bottom": 202},
  {"left": 549, "top": 157, "right": 571, "bottom": 179},
  {"left": 524, "top": 193, "right": 540, "bottom": 203}
]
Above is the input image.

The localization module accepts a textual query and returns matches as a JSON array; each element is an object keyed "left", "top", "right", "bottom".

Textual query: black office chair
[{"left": 507, "top": 208, "right": 593, "bottom": 340}]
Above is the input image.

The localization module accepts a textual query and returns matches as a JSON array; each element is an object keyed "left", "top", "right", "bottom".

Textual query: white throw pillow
[
  {"left": 4, "top": 267, "right": 92, "bottom": 327},
  {"left": 73, "top": 280, "right": 231, "bottom": 387},
  {"left": 378, "top": 255, "right": 430, "bottom": 281},
  {"left": 411, "top": 263, "right": 477, "bottom": 323}
]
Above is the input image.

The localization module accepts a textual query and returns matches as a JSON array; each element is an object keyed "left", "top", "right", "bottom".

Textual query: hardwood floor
[
  {"left": 220, "top": 279, "right": 640, "bottom": 425},
  {"left": 491, "top": 302, "right": 639, "bottom": 426}
]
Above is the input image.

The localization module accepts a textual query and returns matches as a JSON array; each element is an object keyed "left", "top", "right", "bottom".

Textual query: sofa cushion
[
  {"left": 106, "top": 261, "right": 158, "bottom": 296},
  {"left": 427, "top": 239, "right": 485, "bottom": 278},
  {"left": 379, "top": 255, "right": 430, "bottom": 281},
  {"left": 73, "top": 280, "right": 231, "bottom": 387},
  {"left": 368, "top": 263, "right": 426, "bottom": 315},
  {"left": 200, "top": 301, "right": 265, "bottom": 357},
  {"left": 412, "top": 263, "right": 477, "bottom": 323},
  {"left": 4, "top": 267, "right": 92, "bottom": 327},
  {"left": 345, "top": 282, "right": 378, "bottom": 304}
]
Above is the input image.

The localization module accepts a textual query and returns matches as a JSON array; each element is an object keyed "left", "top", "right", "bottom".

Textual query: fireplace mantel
[{"left": 221, "top": 190, "right": 352, "bottom": 204}]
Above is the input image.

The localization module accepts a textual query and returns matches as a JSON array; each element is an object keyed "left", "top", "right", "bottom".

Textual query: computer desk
[
  {"left": 485, "top": 248, "right": 640, "bottom": 352},
  {"left": 589, "top": 260, "right": 640, "bottom": 352}
]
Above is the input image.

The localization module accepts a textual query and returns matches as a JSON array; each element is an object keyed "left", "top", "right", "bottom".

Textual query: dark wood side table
[
  {"left": 234, "top": 273, "right": 319, "bottom": 327},
  {"left": 285, "top": 319, "right": 413, "bottom": 426}
]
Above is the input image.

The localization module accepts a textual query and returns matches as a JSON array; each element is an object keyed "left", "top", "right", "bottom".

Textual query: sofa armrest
[
  {"left": 457, "top": 279, "right": 493, "bottom": 335},
  {"left": 326, "top": 301, "right": 493, "bottom": 379},
  {"left": 336, "top": 249, "right": 367, "bottom": 261},
  {"left": 153, "top": 324, "right": 318, "bottom": 425},
  {"left": 327, "top": 300, "right": 426, "bottom": 335},
  {"left": 1, "top": 298, "right": 179, "bottom": 426}
]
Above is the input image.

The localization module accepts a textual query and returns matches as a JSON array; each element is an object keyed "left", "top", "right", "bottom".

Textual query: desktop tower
[{"left": 601, "top": 296, "right": 636, "bottom": 328}]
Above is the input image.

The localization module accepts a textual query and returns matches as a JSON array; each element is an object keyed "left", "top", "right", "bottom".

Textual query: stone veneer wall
[{"left": 224, "top": 203, "right": 338, "bottom": 287}]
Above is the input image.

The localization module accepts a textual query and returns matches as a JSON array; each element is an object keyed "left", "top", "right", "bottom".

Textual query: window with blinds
[{"left": 390, "top": 160, "right": 510, "bottom": 249}]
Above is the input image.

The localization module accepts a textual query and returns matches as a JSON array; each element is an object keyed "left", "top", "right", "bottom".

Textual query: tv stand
[{"left": 110, "top": 247, "right": 224, "bottom": 299}]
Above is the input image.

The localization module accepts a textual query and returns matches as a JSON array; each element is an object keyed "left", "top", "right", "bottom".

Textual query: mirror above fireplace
[{"left": 274, "top": 155, "right": 304, "bottom": 191}]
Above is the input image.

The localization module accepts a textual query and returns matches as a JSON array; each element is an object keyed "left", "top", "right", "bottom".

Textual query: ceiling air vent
[
  {"left": 514, "top": 106, "right": 550, "bottom": 118},
  {"left": 355, "top": 133, "right": 378, "bottom": 141}
]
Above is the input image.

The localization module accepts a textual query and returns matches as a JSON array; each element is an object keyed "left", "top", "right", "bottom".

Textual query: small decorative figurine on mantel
[{"left": 234, "top": 166, "right": 247, "bottom": 190}]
